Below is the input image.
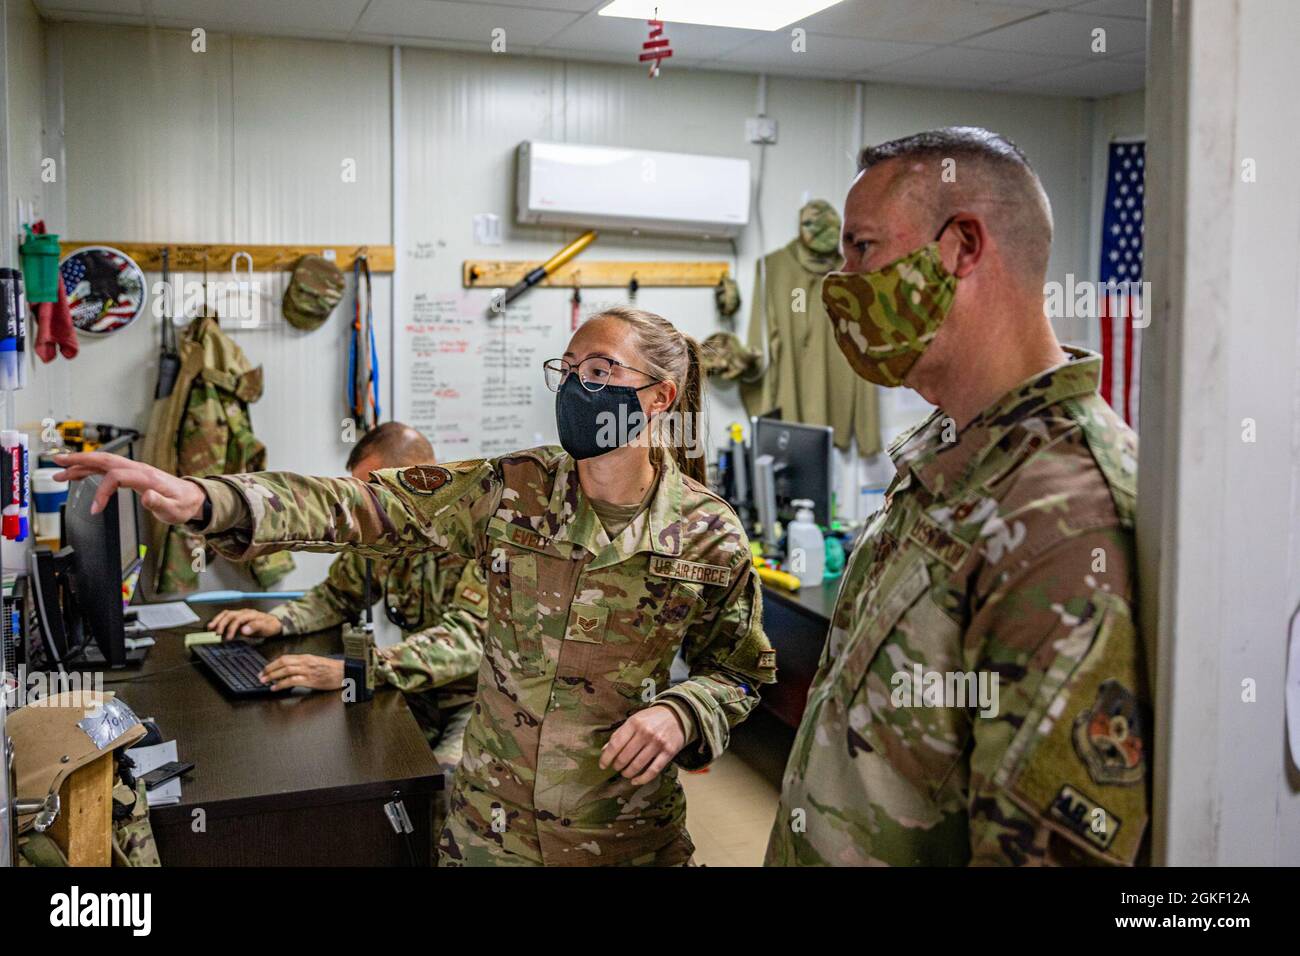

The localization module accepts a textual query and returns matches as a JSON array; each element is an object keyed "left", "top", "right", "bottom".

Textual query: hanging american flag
[{"left": 1098, "top": 140, "right": 1145, "bottom": 428}]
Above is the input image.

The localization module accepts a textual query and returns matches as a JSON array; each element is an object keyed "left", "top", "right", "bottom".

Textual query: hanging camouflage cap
[
  {"left": 714, "top": 275, "right": 741, "bottom": 317},
  {"left": 702, "top": 331, "right": 762, "bottom": 381},
  {"left": 283, "top": 254, "right": 345, "bottom": 331},
  {"left": 799, "top": 199, "right": 842, "bottom": 255}
]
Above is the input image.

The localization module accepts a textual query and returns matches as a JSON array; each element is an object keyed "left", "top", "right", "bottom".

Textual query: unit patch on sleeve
[
  {"left": 1072, "top": 679, "right": 1146, "bottom": 786},
  {"left": 397, "top": 465, "right": 453, "bottom": 496}
]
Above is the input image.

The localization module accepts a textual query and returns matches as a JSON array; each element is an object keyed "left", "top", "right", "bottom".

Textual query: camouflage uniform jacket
[
  {"left": 141, "top": 315, "right": 293, "bottom": 595},
  {"left": 742, "top": 240, "right": 882, "bottom": 455},
  {"left": 766, "top": 348, "right": 1149, "bottom": 866},
  {"left": 270, "top": 549, "right": 487, "bottom": 722},
  {"left": 193, "top": 447, "right": 776, "bottom": 867}
]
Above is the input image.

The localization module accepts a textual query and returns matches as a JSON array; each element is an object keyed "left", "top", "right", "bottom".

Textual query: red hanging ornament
[{"left": 639, "top": 17, "right": 673, "bottom": 78}]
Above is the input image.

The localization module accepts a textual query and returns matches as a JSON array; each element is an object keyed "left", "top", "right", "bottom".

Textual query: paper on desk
[
  {"left": 130, "top": 602, "right": 200, "bottom": 630},
  {"left": 130, "top": 740, "right": 182, "bottom": 807}
]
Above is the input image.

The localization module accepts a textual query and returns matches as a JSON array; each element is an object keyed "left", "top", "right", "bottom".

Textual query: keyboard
[{"left": 192, "top": 641, "right": 281, "bottom": 697}]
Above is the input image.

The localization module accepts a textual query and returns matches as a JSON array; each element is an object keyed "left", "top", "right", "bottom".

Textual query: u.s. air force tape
[{"left": 649, "top": 556, "right": 731, "bottom": 587}]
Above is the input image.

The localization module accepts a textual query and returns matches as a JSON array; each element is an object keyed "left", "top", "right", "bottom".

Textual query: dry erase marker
[
  {"left": 14, "top": 273, "right": 26, "bottom": 390},
  {"left": 1, "top": 431, "right": 20, "bottom": 539},
  {"left": 18, "top": 433, "right": 30, "bottom": 541},
  {"left": 0, "top": 270, "right": 17, "bottom": 390},
  {"left": 0, "top": 444, "right": 10, "bottom": 539}
]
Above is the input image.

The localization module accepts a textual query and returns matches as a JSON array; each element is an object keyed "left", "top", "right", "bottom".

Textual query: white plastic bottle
[{"left": 786, "top": 499, "right": 825, "bottom": 589}]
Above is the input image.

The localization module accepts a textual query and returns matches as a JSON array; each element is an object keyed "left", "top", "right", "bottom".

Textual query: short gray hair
[{"left": 857, "top": 126, "right": 1054, "bottom": 283}]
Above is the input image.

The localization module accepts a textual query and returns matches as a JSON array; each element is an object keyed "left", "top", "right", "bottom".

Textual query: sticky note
[{"left": 185, "top": 631, "right": 222, "bottom": 648}]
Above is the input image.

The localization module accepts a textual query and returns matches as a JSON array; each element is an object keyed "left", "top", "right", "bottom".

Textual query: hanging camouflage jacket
[
  {"left": 141, "top": 315, "right": 293, "bottom": 595},
  {"left": 270, "top": 550, "right": 488, "bottom": 741},
  {"left": 112, "top": 778, "right": 161, "bottom": 867},
  {"left": 743, "top": 235, "right": 882, "bottom": 456},
  {"left": 190, "top": 447, "right": 777, "bottom": 867}
]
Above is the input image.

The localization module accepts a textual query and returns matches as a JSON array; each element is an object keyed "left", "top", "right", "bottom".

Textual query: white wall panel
[
  {"left": 25, "top": 24, "right": 394, "bottom": 592},
  {"left": 5, "top": 0, "right": 47, "bottom": 260}
]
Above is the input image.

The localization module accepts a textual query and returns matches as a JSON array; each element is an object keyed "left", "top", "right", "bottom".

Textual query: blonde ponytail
[{"left": 590, "top": 305, "right": 709, "bottom": 485}]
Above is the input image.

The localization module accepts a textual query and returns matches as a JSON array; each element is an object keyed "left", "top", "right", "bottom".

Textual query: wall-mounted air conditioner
[{"left": 516, "top": 141, "right": 751, "bottom": 239}]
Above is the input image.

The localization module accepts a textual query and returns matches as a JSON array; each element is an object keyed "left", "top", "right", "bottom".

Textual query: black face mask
[{"left": 555, "top": 373, "right": 654, "bottom": 461}]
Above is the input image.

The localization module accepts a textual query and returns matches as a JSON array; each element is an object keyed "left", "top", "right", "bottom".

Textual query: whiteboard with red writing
[{"left": 393, "top": 290, "right": 565, "bottom": 461}]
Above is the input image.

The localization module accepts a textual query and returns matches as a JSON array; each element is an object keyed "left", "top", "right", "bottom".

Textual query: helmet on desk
[{"left": 9, "top": 691, "right": 145, "bottom": 834}]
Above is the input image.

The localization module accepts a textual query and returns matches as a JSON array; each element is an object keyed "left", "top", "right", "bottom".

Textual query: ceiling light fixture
[{"left": 598, "top": 1, "right": 847, "bottom": 33}]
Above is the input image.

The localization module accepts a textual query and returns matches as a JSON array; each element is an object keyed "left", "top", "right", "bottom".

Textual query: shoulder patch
[
  {"left": 1072, "top": 679, "right": 1145, "bottom": 786},
  {"left": 649, "top": 555, "right": 731, "bottom": 587},
  {"left": 397, "top": 465, "right": 452, "bottom": 496}
]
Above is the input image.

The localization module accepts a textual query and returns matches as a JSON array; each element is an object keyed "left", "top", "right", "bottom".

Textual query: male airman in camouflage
[
  {"left": 209, "top": 422, "right": 487, "bottom": 777},
  {"left": 766, "top": 127, "right": 1149, "bottom": 866}
]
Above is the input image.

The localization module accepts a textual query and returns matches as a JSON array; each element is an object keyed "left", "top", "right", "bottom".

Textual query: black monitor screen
[
  {"left": 118, "top": 484, "right": 140, "bottom": 573},
  {"left": 751, "top": 417, "right": 834, "bottom": 527},
  {"left": 64, "top": 474, "right": 126, "bottom": 667}
]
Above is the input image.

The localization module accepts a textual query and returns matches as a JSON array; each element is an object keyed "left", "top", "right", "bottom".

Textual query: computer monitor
[
  {"left": 27, "top": 435, "right": 146, "bottom": 670},
  {"left": 63, "top": 474, "right": 132, "bottom": 668},
  {"left": 750, "top": 416, "right": 834, "bottom": 528}
]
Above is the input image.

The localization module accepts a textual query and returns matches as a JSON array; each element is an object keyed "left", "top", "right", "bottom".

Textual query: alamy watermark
[
  {"left": 151, "top": 273, "right": 261, "bottom": 327},
  {"left": 890, "top": 664, "right": 1000, "bottom": 718},
  {"left": 1043, "top": 276, "right": 1150, "bottom": 329},
  {"left": 594, "top": 406, "right": 705, "bottom": 459},
  {"left": 3, "top": 666, "right": 105, "bottom": 713}
]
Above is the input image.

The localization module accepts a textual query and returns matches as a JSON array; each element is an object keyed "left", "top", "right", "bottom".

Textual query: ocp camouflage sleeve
[
  {"left": 965, "top": 525, "right": 1148, "bottom": 866},
  {"left": 191, "top": 458, "right": 503, "bottom": 564},
  {"left": 653, "top": 558, "right": 776, "bottom": 770},
  {"left": 270, "top": 551, "right": 371, "bottom": 635},
  {"left": 375, "top": 561, "right": 487, "bottom": 694}
]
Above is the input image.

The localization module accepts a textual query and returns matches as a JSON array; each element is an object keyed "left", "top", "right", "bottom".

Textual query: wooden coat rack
[
  {"left": 463, "top": 259, "right": 729, "bottom": 289},
  {"left": 59, "top": 242, "right": 394, "bottom": 273}
]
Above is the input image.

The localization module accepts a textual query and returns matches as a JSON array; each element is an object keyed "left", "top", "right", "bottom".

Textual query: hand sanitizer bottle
[{"left": 786, "top": 499, "right": 825, "bottom": 588}]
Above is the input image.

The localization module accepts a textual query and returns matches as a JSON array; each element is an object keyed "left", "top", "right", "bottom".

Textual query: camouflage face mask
[{"left": 822, "top": 218, "right": 958, "bottom": 387}]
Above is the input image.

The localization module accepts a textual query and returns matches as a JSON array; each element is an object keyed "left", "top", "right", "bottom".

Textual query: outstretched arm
[{"left": 53, "top": 453, "right": 502, "bottom": 563}]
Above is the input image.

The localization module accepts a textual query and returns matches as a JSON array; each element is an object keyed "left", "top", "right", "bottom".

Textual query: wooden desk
[
  {"left": 100, "top": 605, "right": 442, "bottom": 866},
  {"left": 760, "top": 580, "right": 839, "bottom": 729}
]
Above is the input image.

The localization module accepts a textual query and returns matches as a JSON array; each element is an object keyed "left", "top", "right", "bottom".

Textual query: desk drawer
[{"left": 153, "top": 792, "right": 435, "bottom": 866}]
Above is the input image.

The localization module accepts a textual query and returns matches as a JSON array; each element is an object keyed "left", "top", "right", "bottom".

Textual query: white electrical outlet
[
  {"left": 746, "top": 117, "right": 779, "bottom": 145},
  {"left": 473, "top": 213, "right": 503, "bottom": 246}
]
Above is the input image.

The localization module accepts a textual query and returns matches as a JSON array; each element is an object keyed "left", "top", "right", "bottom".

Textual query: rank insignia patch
[
  {"left": 565, "top": 603, "right": 608, "bottom": 644},
  {"left": 1072, "top": 679, "right": 1146, "bottom": 786},
  {"left": 397, "top": 465, "right": 452, "bottom": 496}
]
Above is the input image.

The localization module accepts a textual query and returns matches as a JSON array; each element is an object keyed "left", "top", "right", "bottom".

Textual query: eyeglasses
[{"left": 542, "top": 356, "right": 661, "bottom": 393}]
